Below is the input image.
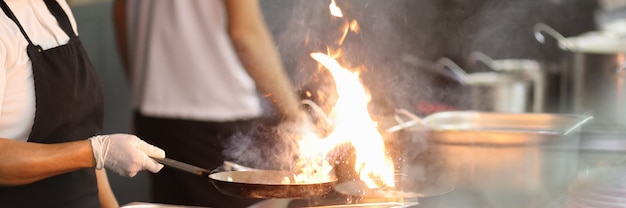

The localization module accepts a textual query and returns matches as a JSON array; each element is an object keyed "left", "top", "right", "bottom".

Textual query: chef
[{"left": 0, "top": 0, "right": 164, "bottom": 207}]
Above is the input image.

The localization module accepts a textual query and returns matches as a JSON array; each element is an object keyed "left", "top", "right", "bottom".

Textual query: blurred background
[{"left": 66, "top": 0, "right": 626, "bottom": 205}]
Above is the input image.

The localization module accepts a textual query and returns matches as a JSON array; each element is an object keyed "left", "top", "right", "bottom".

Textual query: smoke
[
  {"left": 261, "top": 0, "right": 599, "bottom": 116},
  {"left": 243, "top": 0, "right": 597, "bottom": 171},
  {"left": 222, "top": 121, "right": 301, "bottom": 170},
  {"left": 265, "top": 0, "right": 439, "bottom": 119}
]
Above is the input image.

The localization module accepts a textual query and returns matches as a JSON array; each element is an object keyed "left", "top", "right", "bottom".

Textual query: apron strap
[
  {"left": 43, "top": 0, "right": 76, "bottom": 38},
  {"left": 0, "top": 0, "right": 36, "bottom": 46}
]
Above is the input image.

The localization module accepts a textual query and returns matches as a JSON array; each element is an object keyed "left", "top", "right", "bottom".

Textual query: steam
[
  {"left": 252, "top": 0, "right": 534, "bottom": 167},
  {"left": 222, "top": 121, "right": 301, "bottom": 170},
  {"left": 268, "top": 0, "right": 432, "bottom": 117},
  {"left": 263, "top": 0, "right": 599, "bottom": 117},
  {"left": 219, "top": 0, "right": 601, "bottom": 195}
]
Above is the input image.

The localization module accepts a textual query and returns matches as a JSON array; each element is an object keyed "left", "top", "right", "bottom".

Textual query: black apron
[{"left": 0, "top": 0, "right": 104, "bottom": 207}]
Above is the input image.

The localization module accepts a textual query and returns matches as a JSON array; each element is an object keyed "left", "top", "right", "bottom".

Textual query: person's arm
[
  {"left": 224, "top": 0, "right": 304, "bottom": 123},
  {"left": 0, "top": 138, "right": 94, "bottom": 186},
  {"left": 112, "top": 0, "right": 130, "bottom": 79},
  {"left": 96, "top": 169, "right": 119, "bottom": 208},
  {"left": 0, "top": 134, "right": 165, "bottom": 186}
]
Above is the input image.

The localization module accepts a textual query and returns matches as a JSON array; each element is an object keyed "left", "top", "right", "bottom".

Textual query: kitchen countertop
[{"left": 434, "top": 130, "right": 626, "bottom": 208}]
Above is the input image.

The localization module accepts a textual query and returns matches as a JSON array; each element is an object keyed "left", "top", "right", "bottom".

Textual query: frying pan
[{"left": 151, "top": 157, "right": 338, "bottom": 198}]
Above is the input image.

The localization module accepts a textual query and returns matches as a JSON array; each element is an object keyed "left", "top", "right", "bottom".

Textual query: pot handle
[
  {"left": 302, "top": 99, "right": 333, "bottom": 127},
  {"left": 436, "top": 57, "right": 468, "bottom": 84},
  {"left": 533, "top": 23, "right": 575, "bottom": 50},
  {"left": 468, "top": 51, "right": 496, "bottom": 69},
  {"left": 386, "top": 109, "right": 425, "bottom": 133}
]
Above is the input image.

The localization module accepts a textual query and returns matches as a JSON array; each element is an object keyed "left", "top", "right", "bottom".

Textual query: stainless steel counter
[{"left": 425, "top": 130, "right": 626, "bottom": 208}]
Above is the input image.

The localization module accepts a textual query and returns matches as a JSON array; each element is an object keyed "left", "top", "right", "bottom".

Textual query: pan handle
[
  {"left": 150, "top": 157, "right": 211, "bottom": 178},
  {"left": 386, "top": 109, "right": 425, "bottom": 133}
]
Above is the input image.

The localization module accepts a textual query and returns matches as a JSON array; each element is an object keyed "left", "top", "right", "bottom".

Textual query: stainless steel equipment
[
  {"left": 534, "top": 23, "right": 626, "bottom": 130},
  {"left": 393, "top": 111, "right": 592, "bottom": 208},
  {"left": 468, "top": 51, "right": 548, "bottom": 113},
  {"left": 436, "top": 58, "right": 535, "bottom": 113}
]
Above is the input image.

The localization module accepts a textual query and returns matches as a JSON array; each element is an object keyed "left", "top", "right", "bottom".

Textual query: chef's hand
[{"left": 89, "top": 134, "right": 165, "bottom": 177}]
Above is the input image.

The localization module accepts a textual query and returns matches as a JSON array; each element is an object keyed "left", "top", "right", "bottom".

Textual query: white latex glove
[{"left": 89, "top": 134, "right": 165, "bottom": 177}]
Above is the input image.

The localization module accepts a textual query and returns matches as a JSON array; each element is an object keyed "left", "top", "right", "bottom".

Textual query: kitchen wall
[{"left": 67, "top": 0, "right": 109, "bottom": 7}]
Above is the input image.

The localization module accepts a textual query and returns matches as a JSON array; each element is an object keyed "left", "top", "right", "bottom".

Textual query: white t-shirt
[
  {"left": 0, "top": 0, "right": 78, "bottom": 141},
  {"left": 126, "top": 0, "right": 262, "bottom": 121}
]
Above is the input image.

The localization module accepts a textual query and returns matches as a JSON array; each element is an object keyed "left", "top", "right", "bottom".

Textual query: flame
[
  {"left": 338, "top": 21, "right": 350, "bottom": 46},
  {"left": 310, "top": 53, "right": 395, "bottom": 188},
  {"left": 338, "top": 20, "right": 359, "bottom": 46},
  {"left": 350, "top": 20, "right": 360, "bottom": 34},
  {"left": 292, "top": 132, "right": 335, "bottom": 183},
  {"left": 289, "top": 0, "right": 394, "bottom": 189},
  {"left": 329, "top": 0, "right": 343, "bottom": 17}
]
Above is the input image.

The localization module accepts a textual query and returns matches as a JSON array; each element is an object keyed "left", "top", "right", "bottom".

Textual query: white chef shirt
[
  {"left": 0, "top": 0, "right": 77, "bottom": 141},
  {"left": 126, "top": 0, "right": 262, "bottom": 121}
]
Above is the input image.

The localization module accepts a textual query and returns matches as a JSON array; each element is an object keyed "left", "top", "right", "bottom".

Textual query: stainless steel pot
[
  {"left": 437, "top": 58, "right": 534, "bottom": 113},
  {"left": 391, "top": 110, "right": 592, "bottom": 207},
  {"left": 534, "top": 23, "right": 626, "bottom": 130},
  {"left": 468, "top": 52, "right": 549, "bottom": 113}
]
